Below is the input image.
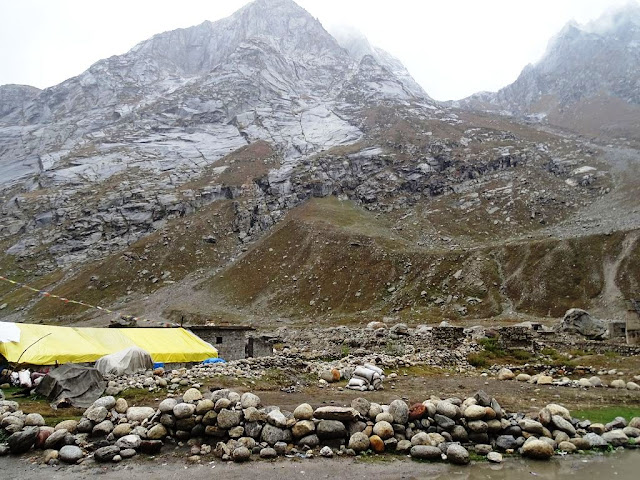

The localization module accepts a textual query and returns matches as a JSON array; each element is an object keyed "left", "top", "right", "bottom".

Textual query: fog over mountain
[{"left": 453, "top": 3, "right": 640, "bottom": 141}]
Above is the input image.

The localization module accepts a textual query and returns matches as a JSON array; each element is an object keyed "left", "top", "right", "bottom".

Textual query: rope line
[{"left": 0, "top": 274, "right": 169, "bottom": 325}]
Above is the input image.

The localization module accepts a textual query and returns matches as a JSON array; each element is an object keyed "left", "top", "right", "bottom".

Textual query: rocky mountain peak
[
  {"left": 127, "top": 0, "right": 346, "bottom": 79},
  {"left": 330, "top": 25, "right": 430, "bottom": 100},
  {"left": 453, "top": 3, "right": 640, "bottom": 141},
  {"left": 0, "top": 0, "right": 436, "bottom": 270}
]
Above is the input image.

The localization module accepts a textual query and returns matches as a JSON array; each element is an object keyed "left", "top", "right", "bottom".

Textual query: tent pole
[{"left": 13, "top": 333, "right": 52, "bottom": 369}]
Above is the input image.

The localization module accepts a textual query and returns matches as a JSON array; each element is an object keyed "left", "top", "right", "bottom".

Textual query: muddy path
[{"left": 2, "top": 449, "right": 640, "bottom": 480}]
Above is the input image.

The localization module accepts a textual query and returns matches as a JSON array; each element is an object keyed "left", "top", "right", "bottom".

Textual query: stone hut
[
  {"left": 626, "top": 300, "right": 640, "bottom": 346},
  {"left": 188, "top": 325, "right": 273, "bottom": 361}
]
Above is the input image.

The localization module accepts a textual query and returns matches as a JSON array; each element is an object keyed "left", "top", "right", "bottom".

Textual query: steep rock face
[
  {"left": 454, "top": 4, "right": 640, "bottom": 139},
  {"left": 0, "top": 84, "right": 41, "bottom": 118}
]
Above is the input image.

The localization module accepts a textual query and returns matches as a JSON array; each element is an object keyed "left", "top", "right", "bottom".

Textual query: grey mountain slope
[{"left": 452, "top": 3, "right": 640, "bottom": 139}]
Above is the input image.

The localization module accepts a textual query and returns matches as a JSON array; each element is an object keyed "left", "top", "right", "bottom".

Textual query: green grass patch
[
  {"left": 468, "top": 338, "right": 533, "bottom": 367},
  {"left": 572, "top": 406, "right": 640, "bottom": 424},
  {"left": 4, "top": 388, "right": 84, "bottom": 426},
  {"left": 119, "top": 388, "right": 162, "bottom": 405},
  {"left": 468, "top": 452, "right": 488, "bottom": 462},
  {"left": 388, "top": 365, "right": 444, "bottom": 377}
]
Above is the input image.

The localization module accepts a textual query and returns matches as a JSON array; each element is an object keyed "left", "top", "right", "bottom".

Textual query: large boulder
[
  {"left": 126, "top": 407, "right": 155, "bottom": 423},
  {"left": 292, "top": 420, "right": 315, "bottom": 438},
  {"left": 116, "top": 434, "right": 142, "bottom": 450},
  {"left": 551, "top": 415, "right": 576, "bottom": 436},
  {"left": 182, "top": 388, "right": 202, "bottom": 403},
  {"left": 317, "top": 420, "right": 347, "bottom": 439},
  {"left": 372, "top": 421, "right": 394, "bottom": 440},
  {"left": 93, "top": 396, "right": 117, "bottom": 410},
  {"left": 313, "top": 406, "right": 359, "bottom": 422},
  {"left": 59, "top": 445, "right": 84, "bottom": 464},
  {"left": 522, "top": 439, "right": 554, "bottom": 459},
  {"left": 240, "top": 393, "right": 261, "bottom": 409},
  {"left": 44, "top": 429, "right": 69, "bottom": 449},
  {"left": 602, "top": 430, "right": 629, "bottom": 447},
  {"left": 348, "top": 432, "right": 370, "bottom": 452},
  {"left": 218, "top": 409, "right": 243, "bottom": 429},
  {"left": 446, "top": 444, "right": 470, "bottom": 465},
  {"left": 410, "top": 445, "right": 442, "bottom": 460},
  {"left": 293, "top": 403, "right": 313, "bottom": 420},
  {"left": 7, "top": 428, "right": 39, "bottom": 454},
  {"left": 25, "top": 413, "right": 46, "bottom": 427},
  {"left": 559, "top": 309, "right": 607, "bottom": 339},
  {"left": 94, "top": 445, "right": 121, "bottom": 462},
  {"left": 389, "top": 400, "right": 409, "bottom": 424},
  {"left": 260, "top": 424, "right": 292, "bottom": 445},
  {"left": 266, "top": 409, "right": 288, "bottom": 428}
]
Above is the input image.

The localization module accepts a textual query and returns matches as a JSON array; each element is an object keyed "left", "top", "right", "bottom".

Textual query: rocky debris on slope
[
  {"left": 1, "top": 111, "right": 605, "bottom": 272},
  {"left": 2, "top": 390, "right": 638, "bottom": 465}
]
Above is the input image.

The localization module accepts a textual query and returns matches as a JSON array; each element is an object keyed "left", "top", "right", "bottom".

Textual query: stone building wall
[{"left": 189, "top": 327, "right": 273, "bottom": 361}]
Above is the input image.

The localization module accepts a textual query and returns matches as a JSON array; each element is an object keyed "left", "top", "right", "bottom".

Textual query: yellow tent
[{"left": 0, "top": 323, "right": 217, "bottom": 365}]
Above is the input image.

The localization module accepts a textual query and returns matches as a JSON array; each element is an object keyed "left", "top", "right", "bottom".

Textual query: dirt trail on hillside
[{"left": 597, "top": 230, "right": 640, "bottom": 318}]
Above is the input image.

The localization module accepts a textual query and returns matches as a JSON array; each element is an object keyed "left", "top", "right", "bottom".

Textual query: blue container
[
  {"left": 153, "top": 362, "right": 165, "bottom": 369},
  {"left": 202, "top": 357, "right": 226, "bottom": 365}
]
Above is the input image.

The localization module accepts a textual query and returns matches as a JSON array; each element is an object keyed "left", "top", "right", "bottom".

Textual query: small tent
[
  {"left": 95, "top": 347, "right": 153, "bottom": 376},
  {"left": 35, "top": 364, "right": 106, "bottom": 408}
]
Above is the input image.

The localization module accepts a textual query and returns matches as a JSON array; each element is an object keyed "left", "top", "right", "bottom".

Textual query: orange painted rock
[
  {"left": 369, "top": 434, "right": 385, "bottom": 453},
  {"left": 408, "top": 403, "right": 426, "bottom": 421}
]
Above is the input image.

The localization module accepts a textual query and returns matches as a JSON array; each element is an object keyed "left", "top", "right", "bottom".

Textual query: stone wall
[
  {"left": 430, "top": 326, "right": 465, "bottom": 348},
  {"left": 189, "top": 328, "right": 251, "bottom": 361},
  {"left": 189, "top": 327, "right": 273, "bottom": 361},
  {"left": 247, "top": 336, "right": 274, "bottom": 358},
  {"left": 626, "top": 301, "right": 640, "bottom": 346},
  {"left": 498, "top": 326, "right": 534, "bottom": 350},
  {"left": 2, "top": 388, "right": 638, "bottom": 465}
]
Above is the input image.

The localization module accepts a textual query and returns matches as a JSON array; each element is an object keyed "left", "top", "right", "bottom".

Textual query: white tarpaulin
[
  {"left": 0, "top": 321, "right": 21, "bottom": 343},
  {"left": 95, "top": 346, "right": 153, "bottom": 376}
]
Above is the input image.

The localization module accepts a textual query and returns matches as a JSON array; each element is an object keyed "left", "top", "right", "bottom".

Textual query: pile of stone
[
  {"left": 497, "top": 367, "right": 640, "bottom": 390},
  {"left": 2, "top": 388, "right": 640, "bottom": 465},
  {"left": 346, "top": 364, "right": 385, "bottom": 391}
]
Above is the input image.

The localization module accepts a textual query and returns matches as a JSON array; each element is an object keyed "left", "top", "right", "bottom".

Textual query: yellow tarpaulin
[{"left": 0, "top": 323, "right": 217, "bottom": 365}]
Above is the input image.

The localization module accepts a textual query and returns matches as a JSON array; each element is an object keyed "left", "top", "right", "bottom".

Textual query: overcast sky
[{"left": 0, "top": 0, "right": 634, "bottom": 100}]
